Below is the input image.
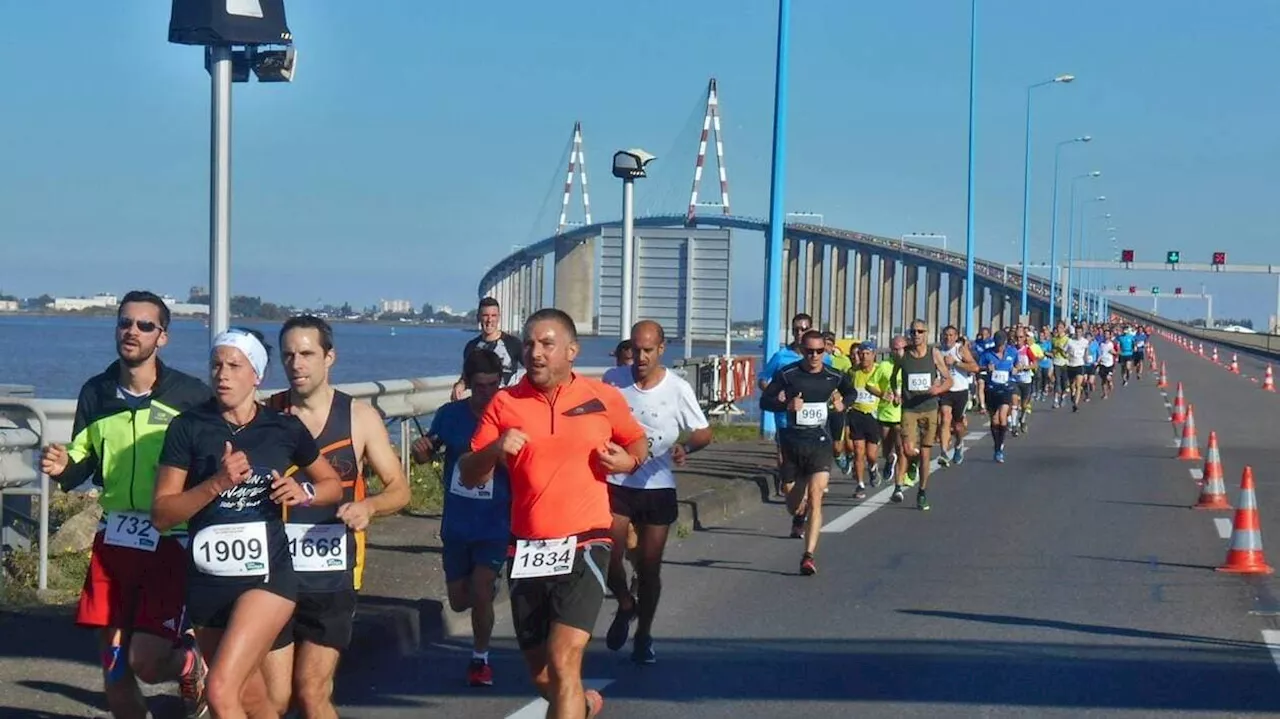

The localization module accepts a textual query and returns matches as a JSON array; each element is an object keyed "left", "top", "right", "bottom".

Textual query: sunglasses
[
  {"left": 117, "top": 318, "right": 162, "bottom": 333},
  {"left": 910, "top": 328, "right": 927, "bottom": 335},
  {"left": 792, "top": 326, "right": 811, "bottom": 333},
  {"left": 803, "top": 347, "right": 826, "bottom": 356}
]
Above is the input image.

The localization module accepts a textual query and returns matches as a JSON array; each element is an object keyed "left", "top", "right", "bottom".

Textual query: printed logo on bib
[
  {"left": 449, "top": 463, "right": 493, "bottom": 500},
  {"left": 193, "top": 522, "right": 269, "bottom": 577},
  {"left": 509, "top": 536, "right": 576, "bottom": 579},
  {"left": 217, "top": 466, "right": 274, "bottom": 512},
  {"left": 796, "top": 402, "right": 828, "bottom": 427},
  {"left": 104, "top": 511, "right": 160, "bottom": 552},
  {"left": 991, "top": 370, "right": 1010, "bottom": 384},
  {"left": 907, "top": 373, "right": 932, "bottom": 392},
  {"left": 286, "top": 523, "right": 348, "bottom": 572}
]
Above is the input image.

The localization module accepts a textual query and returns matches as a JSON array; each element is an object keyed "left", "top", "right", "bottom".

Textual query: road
[{"left": 332, "top": 339, "right": 1280, "bottom": 718}]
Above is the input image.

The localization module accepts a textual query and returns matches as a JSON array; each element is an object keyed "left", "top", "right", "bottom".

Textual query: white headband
[{"left": 212, "top": 330, "right": 268, "bottom": 380}]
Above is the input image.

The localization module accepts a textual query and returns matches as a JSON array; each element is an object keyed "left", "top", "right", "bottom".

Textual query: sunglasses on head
[{"left": 117, "top": 318, "right": 161, "bottom": 333}]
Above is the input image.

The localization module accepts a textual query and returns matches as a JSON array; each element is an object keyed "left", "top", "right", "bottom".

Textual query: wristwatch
[{"left": 300, "top": 481, "right": 316, "bottom": 507}]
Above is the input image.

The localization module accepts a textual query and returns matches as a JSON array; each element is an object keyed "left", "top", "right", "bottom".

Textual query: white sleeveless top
[{"left": 946, "top": 344, "right": 972, "bottom": 391}]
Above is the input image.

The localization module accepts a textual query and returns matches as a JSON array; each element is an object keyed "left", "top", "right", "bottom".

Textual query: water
[{"left": 0, "top": 315, "right": 759, "bottom": 399}]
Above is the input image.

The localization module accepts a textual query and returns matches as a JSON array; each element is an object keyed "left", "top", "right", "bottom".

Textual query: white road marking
[
  {"left": 506, "top": 679, "right": 615, "bottom": 718},
  {"left": 1214, "top": 518, "right": 1233, "bottom": 539},
  {"left": 964, "top": 432, "right": 986, "bottom": 442},
  {"left": 1171, "top": 438, "right": 1183, "bottom": 447},
  {"left": 1190, "top": 468, "right": 1204, "bottom": 481},
  {"left": 1262, "top": 630, "right": 1280, "bottom": 676}
]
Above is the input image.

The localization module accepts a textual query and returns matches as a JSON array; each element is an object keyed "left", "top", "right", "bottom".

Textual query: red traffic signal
[
  {"left": 1212, "top": 251, "right": 1227, "bottom": 266},
  {"left": 1121, "top": 249, "right": 1135, "bottom": 263},
  {"left": 1175, "top": 287, "right": 1183, "bottom": 295},
  {"left": 1129, "top": 285, "right": 1137, "bottom": 294}
]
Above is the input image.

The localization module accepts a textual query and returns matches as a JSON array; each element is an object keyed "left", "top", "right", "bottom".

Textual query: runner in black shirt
[
  {"left": 152, "top": 329, "right": 344, "bottom": 719},
  {"left": 451, "top": 297, "right": 523, "bottom": 399},
  {"left": 760, "top": 330, "right": 857, "bottom": 576}
]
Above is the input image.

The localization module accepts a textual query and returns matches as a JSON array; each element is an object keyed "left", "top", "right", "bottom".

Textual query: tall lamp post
[
  {"left": 1065, "top": 190, "right": 1104, "bottom": 322},
  {"left": 963, "top": 0, "right": 978, "bottom": 335},
  {"left": 168, "top": 0, "right": 297, "bottom": 346},
  {"left": 612, "top": 149, "right": 656, "bottom": 339},
  {"left": 1079, "top": 213, "right": 1111, "bottom": 321},
  {"left": 1018, "top": 74, "right": 1075, "bottom": 318},
  {"left": 1047, "top": 138, "right": 1091, "bottom": 327},
  {"left": 762, "top": 0, "right": 792, "bottom": 437}
]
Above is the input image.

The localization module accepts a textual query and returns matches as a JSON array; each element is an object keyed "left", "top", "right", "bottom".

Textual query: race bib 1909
[
  {"left": 285, "top": 523, "right": 348, "bottom": 572},
  {"left": 907, "top": 373, "right": 931, "bottom": 392},
  {"left": 104, "top": 511, "right": 160, "bottom": 552},
  {"left": 449, "top": 462, "right": 493, "bottom": 500},
  {"left": 509, "top": 536, "right": 576, "bottom": 579},
  {"left": 796, "top": 402, "right": 828, "bottom": 427},
  {"left": 192, "top": 521, "right": 269, "bottom": 577}
]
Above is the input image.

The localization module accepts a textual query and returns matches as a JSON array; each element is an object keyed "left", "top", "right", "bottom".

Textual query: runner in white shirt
[
  {"left": 1096, "top": 330, "right": 1118, "bottom": 399},
  {"left": 1064, "top": 328, "right": 1091, "bottom": 413},
  {"left": 602, "top": 320, "right": 712, "bottom": 665}
]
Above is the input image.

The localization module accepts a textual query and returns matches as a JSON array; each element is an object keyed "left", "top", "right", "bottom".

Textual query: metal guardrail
[
  {"left": 1112, "top": 305, "right": 1280, "bottom": 360},
  {"left": 0, "top": 399, "right": 51, "bottom": 592}
]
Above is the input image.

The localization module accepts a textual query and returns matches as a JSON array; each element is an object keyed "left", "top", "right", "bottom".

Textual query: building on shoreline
[{"left": 48, "top": 293, "right": 208, "bottom": 316}]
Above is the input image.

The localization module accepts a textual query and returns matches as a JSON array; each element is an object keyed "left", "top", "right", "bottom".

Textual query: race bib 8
[
  {"left": 449, "top": 462, "right": 493, "bottom": 500},
  {"left": 991, "top": 370, "right": 1010, "bottom": 384},
  {"left": 192, "top": 522, "right": 269, "bottom": 577},
  {"left": 796, "top": 402, "right": 828, "bottom": 427},
  {"left": 907, "top": 373, "right": 931, "bottom": 392},
  {"left": 509, "top": 536, "right": 576, "bottom": 579},
  {"left": 286, "top": 523, "right": 348, "bottom": 572},
  {"left": 103, "top": 511, "right": 160, "bottom": 552}
]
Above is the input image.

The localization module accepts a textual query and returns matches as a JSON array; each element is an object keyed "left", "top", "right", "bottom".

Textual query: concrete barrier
[{"left": 1112, "top": 305, "right": 1280, "bottom": 359}]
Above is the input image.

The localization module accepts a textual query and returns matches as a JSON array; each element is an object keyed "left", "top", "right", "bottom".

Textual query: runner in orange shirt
[{"left": 461, "top": 308, "right": 648, "bottom": 719}]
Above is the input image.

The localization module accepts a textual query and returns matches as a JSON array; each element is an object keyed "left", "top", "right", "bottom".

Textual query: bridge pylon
[
  {"left": 686, "top": 78, "right": 732, "bottom": 224},
  {"left": 556, "top": 121, "right": 593, "bottom": 234}
]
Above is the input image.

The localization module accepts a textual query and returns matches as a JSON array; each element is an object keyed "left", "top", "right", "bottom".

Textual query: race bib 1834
[
  {"left": 103, "top": 511, "right": 160, "bottom": 552},
  {"left": 509, "top": 536, "right": 576, "bottom": 579},
  {"left": 192, "top": 522, "right": 269, "bottom": 577}
]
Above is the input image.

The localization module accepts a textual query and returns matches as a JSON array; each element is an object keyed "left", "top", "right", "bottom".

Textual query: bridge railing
[
  {"left": 1112, "top": 305, "right": 1280, "bottom": 359},
  {"left": 0, "top": 399, "right": 52, "bottom": 592}
]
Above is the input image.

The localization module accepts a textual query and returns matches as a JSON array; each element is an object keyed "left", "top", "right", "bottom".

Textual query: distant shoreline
[{"left": 0, "top": 310, "right": 477, "bottom": 330}]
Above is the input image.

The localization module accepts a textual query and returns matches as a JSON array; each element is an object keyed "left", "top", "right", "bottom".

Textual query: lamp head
[
  {"left": 1096, "top": 195, "right": 1107, "bottom": 201},
  {"left": 612, "top": 149, "right": 656, "bottom": 180},
  {"left": 1055, "top": 74, "right": 1076, "bottom": 83},
  {"left": 1089, "top": 171, "right": 1101, "bottom": 177},
  {"left": 1079, "top": 135, "right": 1092, "bottom": 143}
]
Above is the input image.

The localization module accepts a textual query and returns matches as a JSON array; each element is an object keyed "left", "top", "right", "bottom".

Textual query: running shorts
[
  {"left": 1016, "top": 383, "right": 1033, "bottom": 402},
  {"left": 1065, "top": 366, "right": 1084, "bottom": 382},
  {"left": 509, "top": 541, "right": 610, "bottom": 650},
  {"left": 1120, "top": 354, "right": 1134, "bottom": 365},
  {"left": 292, "top": 589, "right": 358, "bottom": 650},
  {"left": 900, "top": 409, "right": 938, "bottom": 448},
  {"left": 76, "top": 532, "right": 187, "bottom": 643},
  {"left": 1084, "top": 365, "right": 1097, "bottom": 376},
  {"left": 847, "top": 410, "right": 881, "bottom": 444},
  {"left": 608, "top": 485, "right": 678, "bottom": 526},
  {"left": 827, "top": 408, "right": 847, "bottom": 443},
  {"left": 985, "top": 387, "right": 1015, "bottom": 410},
  {"left": 443, "top": 538, "right": 508, "bottom": 583},
  {"left": 779, "top": 439, "right": 833, "bottom": 484},
  {"left": 1133, "top": 350, "right": 1146, "bottom": 362},
  {"left": 185, "top": 569, "right": 298, "bottom": 650},
  {"left": 1098, "top": 364, "right": 1114, "bottom": 379},
  {"left": 942, "top": 390, "right": 969, "bottom": 419}
]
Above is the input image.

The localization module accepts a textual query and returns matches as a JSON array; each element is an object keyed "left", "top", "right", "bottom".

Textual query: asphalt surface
[{"left": 330, "top": 348, "right": 1280, "bottom": 718}]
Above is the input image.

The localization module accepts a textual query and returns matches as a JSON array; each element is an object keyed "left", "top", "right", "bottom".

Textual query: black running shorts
[
  {"left": 292, "top": 589, "right": 357, "bottom": 650},
  {"left": 779, "top": 439, "right": 833, "bottom": 484},
  {"left": 847, "top": 410, "right": 881, "bottom": 444},
  {"left": 509, "top": 542, "right": 610, "bottom": 650},
  {"left": 942, "top": 390, "right": 969, "bottom": 419},
  {"left": 985, "top": 387, "right": 1015, "bottom": 411},
  {"left": 608, "top": 485, "right": 679, "bottom": 526}
]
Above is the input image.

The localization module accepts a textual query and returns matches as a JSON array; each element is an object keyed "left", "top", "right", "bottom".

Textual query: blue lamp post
[
  {"left": 963, "top": 0, "right": 977, "bottom": 335},
  {"left": 1018, "top": 74, "right": 1075, "bottom": 318},
  {"left": 761, "top": 0, "right": 792, "bottom": 436},
  {"left": 1047, "top": 138, "right": 1092, "bottom": 327}
]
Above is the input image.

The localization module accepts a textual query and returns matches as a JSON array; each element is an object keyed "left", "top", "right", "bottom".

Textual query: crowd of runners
[
  {"left": 756, "top": 313, "right": 1151, "bottom": 576},
  {"left": 37, "top": 288, "right": 1153, "bottom": 719}
]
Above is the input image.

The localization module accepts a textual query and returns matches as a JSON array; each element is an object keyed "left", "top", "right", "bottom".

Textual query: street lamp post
[
  {"left": 963, "top": 0, "right": 978, "bottom": 335},
  {"left": 1018, "top": 74, "right": 1075, "bottom": 318},
  {"left": 612, "top": 149, "right": 656, "bottom": 339},
  {"left": 1047, "top": 137, "right": 1091, "bottom": 328},
  {"left": 1065, "top": 189, "right": 1104, "bottom": 322},
  {"left": 1078, "top": 213, "right": 1110, "bottom": 321},
  {"left": 762, "top": 0, "right": 792, "bottom": 437}
]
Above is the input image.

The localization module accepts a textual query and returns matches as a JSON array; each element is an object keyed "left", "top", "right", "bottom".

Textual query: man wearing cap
[{"left": 846, "top": 342, "right": 888, "bottom": 499}]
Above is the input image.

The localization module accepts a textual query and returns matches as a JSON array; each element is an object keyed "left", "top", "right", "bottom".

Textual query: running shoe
[
  {"left": 800, "top": 553, "right": 817, "bottom": 576},
  {"left": 854, "top": 483, "right": 867, "bottom": 500},
  {"left": 632, "top": 635, "right": 657, "bottom": 665},
  {"left": 868, "top": 465, "right": 881, "bottom": 488},
  {"left": 994, "top": 449, "right": 1005, "bottom": 464},
  {"left": 952, "top": 446, "right": 965, "bottom": 465},
  {"left": 916, "top": 488, "right": 930, "bottom": 511},
  {"left": 178, "top": 645, "right": 209, "bottom": 719},
  {"left": 606, "top": 605, "right": 636, "bottom": 651},
  {"left": 790, "top": 515, "right": 806, "bottom": 539},
  {"left": 905, "top": 459, "right": 920, "bottom": 486},
  {"left": 834, "top": 454, "right": 852, "bottom": 475},
  {"left": 937, "top": 452, "right": 951, "bottom": 468},
  {"left": 585, "top": 689, "right": 605, "bottom": 718},
  {"left": 467, "top": 658, "right": 494, "bottom": 687},
  {"left": 891, "top": 487, "right": 904, "bottom": 503}
]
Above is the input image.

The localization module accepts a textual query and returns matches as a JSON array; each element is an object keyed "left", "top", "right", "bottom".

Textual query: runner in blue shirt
[
  {"left": 410, "top": 349, "right": 510, "bottom": 688},
  {"left": 1133, "top": 328, "right": 1150, "bottom": 381},
  {"left": 1083, "top": 335, "right": 1101, "bottom": 402},
  {"left": 979, "top": 331, "right": 1020, "bottom": 464},
  {"left": 758, "top": 314, "right": 831, "bottom": 493},
  {"left": 1036, "top": 329, "right": 1055, "bottom": 402},
  {"left": 1115, "top": 329, "right": 1137, "bottom": 386}
]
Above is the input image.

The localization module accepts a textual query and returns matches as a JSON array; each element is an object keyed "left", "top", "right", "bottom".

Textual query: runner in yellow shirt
[
  {"left": 869, "top": 336, "right": 908, "bottom": 502},
  {"left": 847, "top": 342, "right": 887, "bottom": 499}
]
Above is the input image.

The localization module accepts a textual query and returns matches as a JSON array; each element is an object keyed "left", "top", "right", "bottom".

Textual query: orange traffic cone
[
  {"left": 1157, "top": 362, "right": 1168, "bottom": 388},
  {"left": 1193, "top": 432, "right": 1231, "bottom": 509},
  {"left": 1264, "top": 366, "right": 1276, "bottom": 392},
  {"left": 1212, "top": 347, "right": 1220, "bottom": 364},
  {"left": 1171, "top": 382, "right": 1187, "bottom": 424},
  {"left": 1199, "top": 342, "right": 1205, "bottom": 356},
  {"left": 1217, "top": 467, "right": 1274, "bottom": 575},
  {"left": 1177, "top": 404, "right": 1201, "bottom": 461},
  {"left": 1229, "top": 354, "right": 1240, "bottom": 374}
]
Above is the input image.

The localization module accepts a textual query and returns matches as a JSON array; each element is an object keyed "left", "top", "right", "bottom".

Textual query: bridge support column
[
  {"left": 784, "top": 237, "right": 799, "bottom": 325},
  {"left": 903, "top": 264, "right": 919, "bottom": 329},
  {"left": 991, "top": 291, "right": 1005, "bottom": 330},
  {"left": 926, "top": 268, "right": 941, "bottom": 338},
  {"left": 879, "top": 256, "right": 896, "bottom": 349},
  {"left": 806, "top": 241, "right": 823, "bottom": 327},
  {"left": 948, "top": 273, "right": 963, "bottom": 333},
  {"left": 974, "top": 285, "right": 987, "bottom": 331},
  {"left": 533, "top": 256, "right": 545, "bottom": 311},
  {"left": 830, "top": 248, "right": 847, "bottom": 335},
  {"left": 855, "top": 250, "right": 872, "bottom": 341},
  {"left": 554, "top": 236, "right": 596, "bottom": 335}
]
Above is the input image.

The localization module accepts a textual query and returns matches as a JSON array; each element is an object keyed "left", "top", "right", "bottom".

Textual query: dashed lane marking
[
  {"left": 506, "top": 679, "right": 615, "bottom": 719},
  {"left": 1215, "top": 518, "right": 1233, "bottom": 540},
  {"left": 1261, "top": 631, "right": 1280, "bottom": 677},
  {"left": 1190, "top": 468, "right": 1204, "bottom": 481}
]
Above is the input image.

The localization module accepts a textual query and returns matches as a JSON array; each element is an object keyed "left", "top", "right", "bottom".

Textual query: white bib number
[
  {"left": 193, "top": 522, "right": 269, "bottom": 577},
  {"left": 991, "top": 370, "right": 1010, "bottom": 384},
  {"left": 1016, "top": 370, "right": 1034, "bottom": 383},
  {"left": 286, "top": 523, "right": 348, "bottom": 572},
  {"left": 104, "top": 511, "right": 160, "bottom": 552},
  {"left": 856, "top": 389, "right": 875, "bottom": 406},
  {"left": 449, "top": 462, "right": 493, "bottom": 500},
  {"left": 510, "top": 536, "right": 576, "bottom": 579},
  {"left": 907, "top": 373, "right": 932, "bottom": 392},
  {"left": 796, "top": 402, "right": 828, "bottom": 427}
]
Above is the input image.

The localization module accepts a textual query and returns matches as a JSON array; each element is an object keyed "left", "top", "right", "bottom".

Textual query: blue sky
[{"left": 2, "top": 1, "right": 1278, "bottom": 325}]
